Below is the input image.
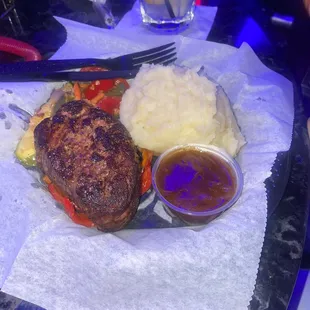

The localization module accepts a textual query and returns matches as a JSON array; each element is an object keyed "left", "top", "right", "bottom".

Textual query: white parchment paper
[{"left": 0, "top": 17, "right": 293, "bottom": 310}]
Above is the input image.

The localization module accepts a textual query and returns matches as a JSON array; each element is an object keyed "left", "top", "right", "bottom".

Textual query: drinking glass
[{"left": 140, "top": 0, "right": 196, "bottom": 31}]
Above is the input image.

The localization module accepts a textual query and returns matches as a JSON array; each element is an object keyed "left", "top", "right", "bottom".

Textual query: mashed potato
[{"left": 120, "top": 65, "right": 245, "bottom": 156}]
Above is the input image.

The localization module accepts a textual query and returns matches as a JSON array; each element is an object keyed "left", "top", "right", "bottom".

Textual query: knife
[{"left": 0, "top": 69, "right": 139, "bottom": 82}]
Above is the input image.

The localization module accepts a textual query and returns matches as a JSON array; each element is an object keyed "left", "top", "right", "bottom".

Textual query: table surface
[{"left": 0, "top": 1, "right": 309, "bottom": 310}]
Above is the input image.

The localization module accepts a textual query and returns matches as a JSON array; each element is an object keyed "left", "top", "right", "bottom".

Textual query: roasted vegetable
[
  {"left": 95, "top": 79, "right": 130, "bottom": 116},
  {"left": 140, "top": 148, "right": 153, "bottom": 195},
  {"left": 97, "top": 96, "right": 121, "bottom": 116},
  {"left": 73, "top": 83, "right": 82, "bottom": 100},
  {"left": 15, "top": 89, "right": 64, "bottom": 167},
  {"left": 47, "top": 181, "right": 95, "bottom": 228}
]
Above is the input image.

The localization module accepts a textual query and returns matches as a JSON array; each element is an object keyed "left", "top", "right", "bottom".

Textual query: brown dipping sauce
[{"left": 155, "top": 148, "right": 237, "bottom": 213}]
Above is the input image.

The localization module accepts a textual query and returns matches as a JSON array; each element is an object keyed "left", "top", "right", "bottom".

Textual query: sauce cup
[{"left": 152, "top": 144, "right": 243, "bottom": 225}]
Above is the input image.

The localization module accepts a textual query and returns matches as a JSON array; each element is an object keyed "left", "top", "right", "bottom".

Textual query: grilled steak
[{"left": 34, "top": 100, "right": 141, "bottom": 232}]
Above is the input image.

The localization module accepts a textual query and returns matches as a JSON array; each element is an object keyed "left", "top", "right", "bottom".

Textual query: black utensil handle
[
  {"left": 0, "top": 58, "right": 113, "bottom": 74},
  {"left": 0, "top": 69, "right": 139, "bottom": 82}
]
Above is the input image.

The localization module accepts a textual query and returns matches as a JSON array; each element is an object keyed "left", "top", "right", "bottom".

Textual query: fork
[{"left": 0, "top": 42, "right": 177, "bottom": 74}]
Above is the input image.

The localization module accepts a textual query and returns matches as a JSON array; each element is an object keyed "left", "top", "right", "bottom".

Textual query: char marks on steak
[{"left": 34, "top": 100, "right": 140, "bottom": 232}]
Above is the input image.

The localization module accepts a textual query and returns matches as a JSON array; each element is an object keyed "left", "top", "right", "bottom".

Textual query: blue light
[
  {"left": 288, "top": 269, "right": 309, "bottom": 309},
  {"left": 235, "top": 17, "right": 271, "bottom": 50}
]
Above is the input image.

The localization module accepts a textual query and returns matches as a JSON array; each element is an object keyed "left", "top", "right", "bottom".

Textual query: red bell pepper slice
[
  {"left": 47, "top": 182, "right": 94, "bottom": 228},
  {"left": 97, "top": 96, "right": 121, "bottom": 116},
  {"left": 82, "top": 67, "right": 115, "bottom": 100}
]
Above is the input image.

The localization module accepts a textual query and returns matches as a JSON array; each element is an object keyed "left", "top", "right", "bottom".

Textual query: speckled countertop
[
  {"left": 208, "top": 5, "right": 310, "bottom": 310},
  {"left": 0, "top": 1, "right": 309, "bottom": 309}
]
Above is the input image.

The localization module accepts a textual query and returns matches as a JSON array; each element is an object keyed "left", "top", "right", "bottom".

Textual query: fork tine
[
  {"left": 132, "top": 47, "right": 175, "bottom": 66},
  {"left": 138, "top": 52, "right": 177, "bottom": 66},
  {"left": 161, "top": 57, "right": 177, "bottom": 66},
  {"left": 150, "top": 53, "right": 177, "bottom": 65},
  {"left": 126, "top": 42, "right": 175, "bottom": 59}
]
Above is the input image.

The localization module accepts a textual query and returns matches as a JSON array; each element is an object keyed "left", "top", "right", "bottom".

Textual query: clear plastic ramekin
[{"left": 152, "top": 144, "right": 243, "bottom": 225}]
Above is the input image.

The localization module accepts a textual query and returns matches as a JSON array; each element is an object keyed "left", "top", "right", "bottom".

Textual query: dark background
[{"left": 1, "top": 0, "right": 309, "bottom": 83}]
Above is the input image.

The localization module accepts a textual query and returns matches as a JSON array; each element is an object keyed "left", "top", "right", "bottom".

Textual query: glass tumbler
[{"left": 140, "top": 0, "right": 196, "bottom": 31}]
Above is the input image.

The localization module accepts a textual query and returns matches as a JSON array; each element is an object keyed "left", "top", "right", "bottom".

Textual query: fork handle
[{"left": 0, "top": 58, "right": 113, "bottom": 74}]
